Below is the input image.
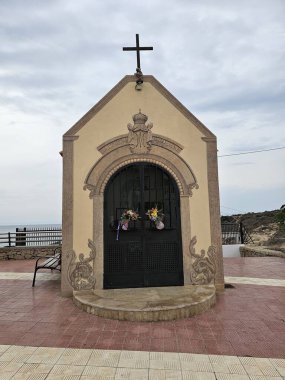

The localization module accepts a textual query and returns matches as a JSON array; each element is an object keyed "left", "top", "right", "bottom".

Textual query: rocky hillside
[{"left": 221, "top": 209, "right": 285, "bottom": 249}]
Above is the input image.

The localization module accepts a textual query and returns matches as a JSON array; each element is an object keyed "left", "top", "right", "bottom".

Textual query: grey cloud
[{"left": 1, "top": 0, "right": 285, "bottom": 222}]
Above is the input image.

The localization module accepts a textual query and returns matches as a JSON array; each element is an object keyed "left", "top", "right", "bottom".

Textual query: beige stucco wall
[{"left": 72, "top": 81, "right": 211, "bottom": 256}]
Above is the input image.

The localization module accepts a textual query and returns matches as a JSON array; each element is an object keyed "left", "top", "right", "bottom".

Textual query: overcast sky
[{"left": 0, "top": 0, "right": 284, "bottom": 225}]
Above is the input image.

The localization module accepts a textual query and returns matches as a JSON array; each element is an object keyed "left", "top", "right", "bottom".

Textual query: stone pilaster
[
  {"left": 61, "top": 136, "right": 77, "bottom": 297},
  {"left": 204, "top": 138, "right": 224, "bottom": 291},
  {"left": 93, "top": 194, "right": 104, "bottom": 289}
]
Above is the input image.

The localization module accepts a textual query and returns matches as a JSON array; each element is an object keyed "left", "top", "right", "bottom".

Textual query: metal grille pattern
[
  {"left": 104, "top": 163, "right": 183, "bottom": 289},
  {"left": 105, "top": 243, "right": 126, "bottom": 272},
  {"left": 145, "top": 242, "right": 178, "bottom": 272}
]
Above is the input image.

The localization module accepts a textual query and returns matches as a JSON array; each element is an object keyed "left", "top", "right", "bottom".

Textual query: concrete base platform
[{"left": 73, "top": 285, "right": 216, "bottom": 321}]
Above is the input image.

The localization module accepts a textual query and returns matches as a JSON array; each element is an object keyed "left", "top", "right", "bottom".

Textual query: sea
[{"left": 0, "top": 224, "right": 61, "bottom": 247}]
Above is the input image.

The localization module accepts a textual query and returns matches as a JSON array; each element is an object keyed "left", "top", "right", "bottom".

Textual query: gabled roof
[{"left": 64, "top": 75, "right": 216, "bottom": 139}]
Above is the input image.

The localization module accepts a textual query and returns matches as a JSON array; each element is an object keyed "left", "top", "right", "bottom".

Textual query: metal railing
[
  {"left": 0, "top": 227, "right": 62, "bottom": 247},
  {"left": 221, "top": 222, "right": 253, "bottom": 245},
  {"left": 0, "top": 223, "right": 252, "bottom": 247}
]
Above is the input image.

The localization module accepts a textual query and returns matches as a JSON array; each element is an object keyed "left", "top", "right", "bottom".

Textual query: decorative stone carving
[
  {"left": 152, "top": 136, "right": 182, "bottom": 153},
  {"left": 90, "top": 128, "right": 198, "bottom": 198},
  {"left": 98, "top": 136, "right": 128, "bottom": 156},
  {"left": 67, "top": 239, "right": 96, "bottom": 290},
  {"left": 189, "top": 236, "right": 216, "bottom": 285},
  {"left": 127, "top": 110, "right": 153, "bottom": 153},
  {"left": 97, "top": 134, "right": 183, "bottom": 156},
  {"left": 189, "top": 183, "right": 199, "bottom": 197},
  {"left": 83, "top": 184, "right": 96, "bottom": 199},
  {"left": 85, "top": 153, "right": 199, "bottom": 198}
]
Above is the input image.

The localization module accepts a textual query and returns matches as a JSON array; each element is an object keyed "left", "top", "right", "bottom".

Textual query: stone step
[{"left": 73, "top": 285, "right": 216, "bottom": 321}]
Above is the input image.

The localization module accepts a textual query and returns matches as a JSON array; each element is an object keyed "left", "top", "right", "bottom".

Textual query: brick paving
[
  {"left": 223, "top": 257, "right": 285, "bottom": 280},
  {"left": 0, "top": 257, "right": 284, "bottom": 359}
]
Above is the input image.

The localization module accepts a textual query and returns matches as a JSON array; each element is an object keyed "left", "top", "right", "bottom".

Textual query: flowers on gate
[
  {"left": 121, "top": 209, "right": 140, "bottom": 222},
  {"left": 116, "top": 209, "right": 140, "bottom": 240},
  {"left": 146, "top": 206, "right": 165, "bottom": 230},
  {"left": 146, "top": 206, "right": 163, "bottom": 222}
]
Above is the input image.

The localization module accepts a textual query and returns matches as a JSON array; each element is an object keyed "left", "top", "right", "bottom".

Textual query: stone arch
[
  {"left": 101, "top": 157, "right": 184, "bottom": 195},
  {"left": 84, "top": 143, "right": 198, "bottom": 198}
]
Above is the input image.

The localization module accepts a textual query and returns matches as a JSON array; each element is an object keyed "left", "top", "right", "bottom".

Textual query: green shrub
[{"left": 276, "top": 204, "right": 285, "bottom": 227}]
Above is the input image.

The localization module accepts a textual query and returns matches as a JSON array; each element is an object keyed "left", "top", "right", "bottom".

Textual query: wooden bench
[{"left": 32, "top": 247, "right": 61, "bottom": 287}]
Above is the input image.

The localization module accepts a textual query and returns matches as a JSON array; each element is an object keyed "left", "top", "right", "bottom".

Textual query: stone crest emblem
[{"left": 127, "top": 110, "right": 153, "bottom": 153}]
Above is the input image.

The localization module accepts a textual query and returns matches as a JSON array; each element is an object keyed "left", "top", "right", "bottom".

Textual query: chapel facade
[{"left": 61, "top": 75, "right": 224, "bottom": 299}]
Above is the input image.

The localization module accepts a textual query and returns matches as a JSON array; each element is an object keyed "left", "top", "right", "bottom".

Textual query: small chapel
[{"left": 61, "top": 35, "right": 224, "bottom": 321}]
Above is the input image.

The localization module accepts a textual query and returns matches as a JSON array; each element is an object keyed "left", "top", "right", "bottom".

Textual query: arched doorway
[{"left": 104, "top": 163, "right": 184, "bottom": 289}]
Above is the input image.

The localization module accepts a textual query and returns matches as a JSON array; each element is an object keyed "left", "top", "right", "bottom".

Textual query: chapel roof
[{"left": 64, "top": 75, "right": 216, "bottom": 139}]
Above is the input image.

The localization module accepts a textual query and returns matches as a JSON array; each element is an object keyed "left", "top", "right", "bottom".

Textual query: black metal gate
[{"left": 104, "top": 163, "right": 184, "bottom": 289}]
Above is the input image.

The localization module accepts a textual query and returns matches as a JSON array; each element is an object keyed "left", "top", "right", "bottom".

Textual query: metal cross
[{"left": 123, "top": 34, "right": 153, "bottom": 70}]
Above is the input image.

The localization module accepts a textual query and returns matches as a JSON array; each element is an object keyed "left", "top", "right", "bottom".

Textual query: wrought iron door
[{"left": 104, "top": 163, "right": 184, "bottom": 289}]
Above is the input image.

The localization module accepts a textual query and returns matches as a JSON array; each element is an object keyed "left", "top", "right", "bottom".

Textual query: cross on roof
[{"left": 123, "top": 34, "right": 153, "bottom": 71}]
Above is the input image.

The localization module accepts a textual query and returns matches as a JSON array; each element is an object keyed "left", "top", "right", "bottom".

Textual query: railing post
[
  {"left": 240, "top": 222, "right": 244, "bottom": 244},
  {"left": 8, "top": 232, "right": 11, "bottom": 247},
  {"left": 16, "top": 227, "right": 26, "bottom": 246}
]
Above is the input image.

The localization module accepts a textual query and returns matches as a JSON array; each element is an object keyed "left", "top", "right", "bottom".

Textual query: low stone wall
[
  {"left": 240, "top": 245, "right": 285, "bottom": 258},
  {"left": 223, "top": 244, "right": 243, "bottom": 258},
  {"left": 0, "top": 245, "right": 61, "bottom": 260}
]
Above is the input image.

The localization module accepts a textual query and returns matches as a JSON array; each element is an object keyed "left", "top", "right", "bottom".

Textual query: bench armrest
[
  {"left": 35, "top": 256, "right": 46, "bottom": 266},
  {"left": 54, "top": 246, "right": 62, "bottom": 255}
]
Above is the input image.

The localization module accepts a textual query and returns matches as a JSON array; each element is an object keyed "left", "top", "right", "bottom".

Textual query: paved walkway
[
  {"left": 1, "top": 345, "right": 285, "bottom": 379},
  {"left": 225, "top": 276, "right": 285, "bottom": 287},
  {"left": 0, "top": 257, "right": 284, "bottom": 379}
]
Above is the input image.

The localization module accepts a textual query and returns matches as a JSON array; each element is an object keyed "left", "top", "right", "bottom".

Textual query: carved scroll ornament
[
  {"left": 67, "top": 239, "right": 96, "bottom": 290},
  {"left": 189, "top": 236, "right": 216, "bottom": 285}
]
